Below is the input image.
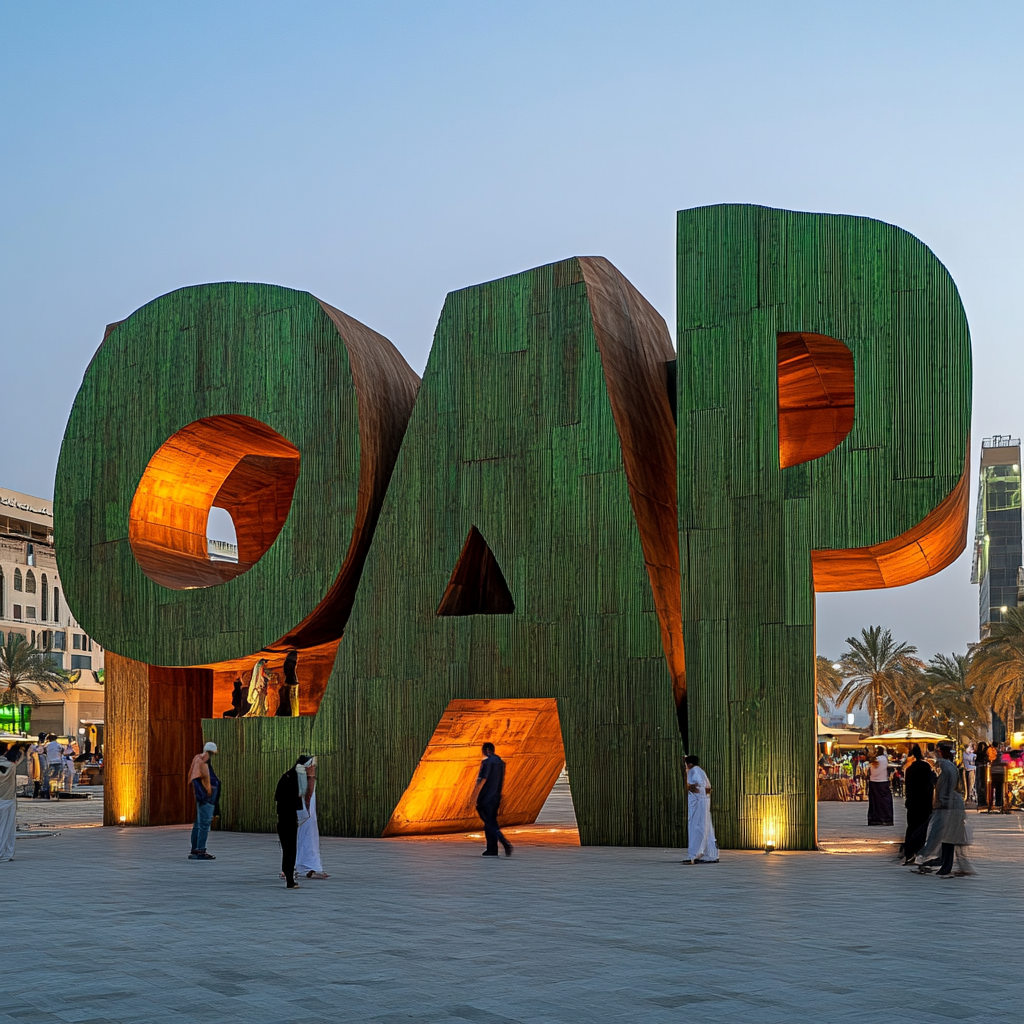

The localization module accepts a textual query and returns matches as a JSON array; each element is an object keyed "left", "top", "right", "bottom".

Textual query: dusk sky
[{"left": 3, "top": 1, "right": 1022, "bottom": 662}]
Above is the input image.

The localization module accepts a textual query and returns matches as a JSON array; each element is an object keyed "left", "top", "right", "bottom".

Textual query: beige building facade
[{"left": 0, "top": 485, "right": 105, "bottom": 740}]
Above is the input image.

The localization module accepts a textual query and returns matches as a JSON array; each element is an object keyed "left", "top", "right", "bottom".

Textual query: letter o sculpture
[{"left": 54, "top": 283, "right": 419, "bottom": 667}]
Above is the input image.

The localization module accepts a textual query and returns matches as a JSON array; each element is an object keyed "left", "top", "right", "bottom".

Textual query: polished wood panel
[
  {"left": 813, "top": 456, "right": 970, "bottom": 590},
  {"left": 104, "top": 652, "right": 150, "bottom": 826},
  {"left": 382, "top": 698, "right": 565, "bottom": 836},
  {"left": 129, "top": 415, "right": 300, "bottom": 589},
  {"left": 777, "top": 332, "right": 855, "bottom": 468},
  {"left": 206, "top": 639, "right": 340, "bottom": 718}
]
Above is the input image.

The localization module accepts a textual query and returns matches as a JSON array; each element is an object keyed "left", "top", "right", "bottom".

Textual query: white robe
[
  {"left": 295, "top": 790, "right": 323, "bottom": 875},
  {"left": 686, "top": 765, "right": 719, "bottom": 862},
  {"left": 0, "top": 756, "right": 18, "bottom": 862}
]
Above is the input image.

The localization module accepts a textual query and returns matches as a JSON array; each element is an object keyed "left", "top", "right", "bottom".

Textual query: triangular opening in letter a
[{"left": 436, "top": 526, "right": 515, "bottom": 616}]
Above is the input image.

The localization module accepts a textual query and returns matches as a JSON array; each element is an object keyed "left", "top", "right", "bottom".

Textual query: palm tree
[
  {"left": 0, "top": 632, "right": 69, "bottom": 709},
  {"left": 815, "top": 655, "right": 843, "bottom": 713},
  {"left": 968, "top": 605, "right": 1024, "bottom": 734},
  {"left": 837, "top": 626, "right": 922, "bottom": 734},
  {"left": 906, "top": 651, "right": 982, "bottom": 740}
]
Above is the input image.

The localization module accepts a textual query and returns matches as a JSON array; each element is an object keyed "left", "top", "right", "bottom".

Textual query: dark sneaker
[
  {"left": 503, "top": 843, "right": 514, "bottom": 857},
  {"left": 193, "top": 851, "right": 216, "bottom": 860},
  {"left": 481, "top": 850, "right": 499, "bottom": 856}
]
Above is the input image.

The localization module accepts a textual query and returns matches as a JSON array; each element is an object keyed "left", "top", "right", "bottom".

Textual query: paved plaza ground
[{"left": 2, "top": 785, "right": 1021, "bottom": 1024}]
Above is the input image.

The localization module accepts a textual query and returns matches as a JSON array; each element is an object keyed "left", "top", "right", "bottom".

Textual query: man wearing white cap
[{"left": 187, "top": 741, "right": 220, "bottom": 860}]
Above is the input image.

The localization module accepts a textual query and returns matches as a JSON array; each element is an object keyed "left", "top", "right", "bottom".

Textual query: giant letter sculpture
[
  {"left": 206, "top": 256, "right": 686, "bottom": 846},
  {"left": 677, "top": 205, "right": 971, "bottom": 850},
  {"left": 55, "top": 283, "right": 419, "bottom": 824},
  {"left": 54, "top": 209, "right": 971, "bottom": 847}
]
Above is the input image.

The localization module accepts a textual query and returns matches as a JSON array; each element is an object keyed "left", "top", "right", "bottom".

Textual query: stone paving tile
[{"left": 2, "top": 803, "right": 1021, "bottom": 1022}]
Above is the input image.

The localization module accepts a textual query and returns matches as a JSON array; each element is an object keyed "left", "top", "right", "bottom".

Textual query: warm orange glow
[
  {"left": 203, "top": 638, "right": 340, "bottom": 717},
  {"left": 777, "top": 332, "right": 855, "bottom": 468},
  {"left": 383, "top": 698, "right": 566, "bottom": 836},
  {"left": 104, "top": 652, "right": 151, "bottom": 826},
  {"left": 813, "top": 457, "right": 970, "bottom": 591},
  {"left": 129, "top": 415, "right": 300, "bottom": 589}
]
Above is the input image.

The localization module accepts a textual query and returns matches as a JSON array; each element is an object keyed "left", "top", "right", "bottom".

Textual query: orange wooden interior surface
[
  {"left": 129, "top": 415, "right": 300, "bottom": 589},
  {"left": 204, "top": 638, "right": 341, "bottom": 718},
  {"left": 382, "top": 698, "right": 567, "bottom": 836},
  {"left": 777, "top": 332, "right": 855, "bottom": 468},
  {"left": 577, "top": 259, "right": 685, "bottom": 709},
  {"left": 775, "top": 330, "right": 968, "bottom": 590}
]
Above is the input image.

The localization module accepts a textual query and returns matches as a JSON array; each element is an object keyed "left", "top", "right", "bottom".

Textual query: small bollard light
[
  {"left": 119, "top": 815, "right": 127, "bottom": 824},
  {"left": 764, "top": 839, "right": 776, "bottom": 854}
]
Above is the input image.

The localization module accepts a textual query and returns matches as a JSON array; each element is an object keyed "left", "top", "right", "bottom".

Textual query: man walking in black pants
[
  {"left": 471, "top": 742, "right": 512, "bottom": 857},
  {"left": 274, "top": 755, "right": 310, "bottom": 888}
]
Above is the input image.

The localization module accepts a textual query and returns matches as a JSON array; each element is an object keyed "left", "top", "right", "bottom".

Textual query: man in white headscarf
[
  {"left": 293, "top": 755, "right": 328, "bottom": 880},
  {"left": 682, "top": 754, "right": 719, "bottom": 864},
  {"left": 274, "top": 754, "right": 316, "bottom": 888}
]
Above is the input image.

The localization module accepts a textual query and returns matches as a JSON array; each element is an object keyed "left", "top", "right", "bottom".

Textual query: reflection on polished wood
[
  {"left": 813, "top": 457, "right": 970, "bottom": 591},
  {"left": 382, "top": 698, "right": 566, "bottom": 837},
  {"left": 777, "top": 332, "right": 855, "bottom": 468},
  {"left": 205, "top": 639, "right": 341, "bottom": 718},
  {"left": 129, "top": 415, "right": 300, "bottom": 589}
]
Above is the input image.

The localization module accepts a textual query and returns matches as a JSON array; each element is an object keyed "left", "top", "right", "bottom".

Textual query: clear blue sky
[{"left": 2, "top": 1, "right": 1022, "bottom": 660}]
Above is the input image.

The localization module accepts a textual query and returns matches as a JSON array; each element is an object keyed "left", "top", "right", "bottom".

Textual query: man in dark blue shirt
[{"left": 470, "top": 742, "right": 512, "bottom": 857}]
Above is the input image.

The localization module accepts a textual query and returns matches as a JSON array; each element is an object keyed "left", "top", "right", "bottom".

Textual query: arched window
[
  {"left": 41, "top": 574, "right": 48, "bottom": 621},
  {"left": 53, "top": 588, "right": 60, "bottom": 622},
  {"left": 13, "top": 568, "right": 22, "bottom": 592},
  {"left": 25, "top": 570, "right": 36, "bottom": 594}
]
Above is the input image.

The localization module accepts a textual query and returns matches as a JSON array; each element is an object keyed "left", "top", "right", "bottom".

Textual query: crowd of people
[
  {"left": 187, "top": 740, "right": 512, "bottom": 886},
  {"left": 184, "top": 741, "right": 722, "bottom": 885},
  {"left": 3, "top": 729, "right": 1008, "bottom": 877},
  {"left": 820, "top": 738, "right": 1021, "bottom": 879},
  {"left": 819, "top": 740, "right": 1021, "bottom": 809}
]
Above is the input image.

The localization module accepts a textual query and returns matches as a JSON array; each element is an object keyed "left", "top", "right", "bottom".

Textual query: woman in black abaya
[{"left": 901, "top": 744, "right": 935, "bottom": 864}]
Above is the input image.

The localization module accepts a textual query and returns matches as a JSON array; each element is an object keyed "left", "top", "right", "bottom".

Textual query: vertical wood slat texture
[
  {"left": 54, "top": 284, "right": 419, "bottom": 668},
  {"left": 678, "top": 204, "right": 971, "bottom": 849},
  {"left": 55, "top": 284, "right": 418, "bottom": 829},
  {"left": 247, "top": 255, "right": 687, "bottom": 847},
  {"left": 104, "top": 652, "right": 150, "bottom": 826}
]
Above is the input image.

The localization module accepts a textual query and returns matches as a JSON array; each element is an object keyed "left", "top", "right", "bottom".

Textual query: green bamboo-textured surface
[
  {"left": 54, "top": 284, "right": 365, "bottom": 666},
  {"left": 677, "top": 205, "right": 972, "bottom": 849},
  {"left": 213, "top": 257, "right": 686, "bottom": 846}
]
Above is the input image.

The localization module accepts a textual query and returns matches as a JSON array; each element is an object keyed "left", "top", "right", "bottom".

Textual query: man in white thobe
[
  {"left": 0, "top": 745, "right": 24, "bottom": 862},
  {"left": 683, "top": 754, "right": 719, "bottom": 864}
]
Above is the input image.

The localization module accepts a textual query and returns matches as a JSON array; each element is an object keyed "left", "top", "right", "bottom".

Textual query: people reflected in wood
[
  {"left": 274, "top": 649, "right": 300, "bottom": 717},
  {"left": 243, "top": 658, "right": 271, "bottom": 717}
]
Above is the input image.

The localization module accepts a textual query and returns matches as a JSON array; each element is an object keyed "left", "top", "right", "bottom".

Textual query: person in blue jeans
[{"left": 187, "top": 742, "right": 220, "bottom": 860}]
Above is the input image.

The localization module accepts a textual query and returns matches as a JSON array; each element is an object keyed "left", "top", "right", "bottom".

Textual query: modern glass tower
[
  {"left": 971, "top": 436, "right": 1022, "bottom": 634},
  {"left": 970, "top": 436, "right": 1019, "bottom": 634},
  {"left": 971, "top": 437, "right": 1022, "bottom": 744}
]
